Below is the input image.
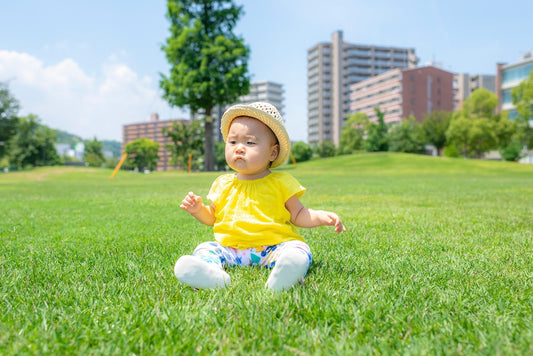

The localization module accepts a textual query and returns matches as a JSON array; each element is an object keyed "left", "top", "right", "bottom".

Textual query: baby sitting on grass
[{"left": 175, "top": 102, "right": 345, "bottom": 291}]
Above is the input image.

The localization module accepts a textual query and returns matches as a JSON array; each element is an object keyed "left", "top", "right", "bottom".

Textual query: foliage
[
  {"left": 83, "top": 137, "right": 105, "bottom": 167},
  {"left": 364, "top": 108, "right": 388, "bottom": 152},
  {"left": 1, "top": 155, "right": 532, "bottom": 354},
  {"left": 442, "top": 144, "right": 460, "bottom": 158},
  {"left": 499, "top": 139, "right": 524, "bottom": 161},
  {"left": 160, "top": 0, "right": 250, "bottom": 171},
  {"left": 214, "top": 140, "right": 227, "bottom": 170},
  {"left": 0, "top": 82, "right": 20, "bottom": 159},
  {"left": 511, "top": 69, "right": 533, "bottom": 149},
  {"left": 124, "top": 138, "right": 160, "bottom": 172},
  {"left": 446, "top": 89, "right": 515, "bottom": 158},
  {"left": 421, "top": 111, "right": 452, "bottom": 156},
  {"left": 8, "top": 114, "right": 60, "bottom": 168},
  {"left": 338, "top": 112, "right": 367, "bottom": 155},
  {"left": 387, "top": 116, "right": 426, "bottom": 154},
  {"left": 315, "top": 140, "right": 336, "bottom": 158},
  {"left": 291, "top": 141, "right": 313, "bottom": 163},
  {"left": 163, "top": 119, "right": 204, "bottom": 171},
  {"left": 56, "top": 129, "right": 83, "bottom": 146}
]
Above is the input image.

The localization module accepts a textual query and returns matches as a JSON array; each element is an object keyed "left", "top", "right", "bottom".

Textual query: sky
[{"left": 1, "top": 0, "right": 532, "bottom": 142}]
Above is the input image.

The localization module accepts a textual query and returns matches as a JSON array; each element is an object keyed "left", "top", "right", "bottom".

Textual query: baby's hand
[
  {"left": 180, "top": 192, "right": 203, "bottom": 214},
  {"left": 325, "top": 211, "right": 346, "bottom": 234}
]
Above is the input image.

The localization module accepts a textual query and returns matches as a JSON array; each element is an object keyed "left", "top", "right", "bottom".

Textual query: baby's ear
[{"left": 270, "top": 144, "right": 279, "bottom": 161}]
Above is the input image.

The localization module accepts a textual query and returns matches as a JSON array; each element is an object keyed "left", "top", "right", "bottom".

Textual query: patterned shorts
[{"left": 193, "top": 240, "right": 312, "bottom": 270}]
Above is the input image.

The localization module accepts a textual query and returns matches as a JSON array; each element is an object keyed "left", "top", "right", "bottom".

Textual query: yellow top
[{"left": 207, "top": 172, "right": 306, "bottom": 249}]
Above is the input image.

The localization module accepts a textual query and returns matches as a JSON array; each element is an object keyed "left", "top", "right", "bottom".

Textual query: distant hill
[{"left": 55, "top": 129, "right": 121, "bottom": 158}]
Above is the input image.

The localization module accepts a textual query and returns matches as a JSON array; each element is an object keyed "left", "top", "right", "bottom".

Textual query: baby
[{"left": 175, "top": 102, "right": 345, "bottom": 291}]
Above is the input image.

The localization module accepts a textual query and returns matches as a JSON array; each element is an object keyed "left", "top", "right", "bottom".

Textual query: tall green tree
[
  {"left": 124, "top": 138, "right": 160, "bottom": 172},
  {"left": 163, "top": 119, "right": 204, "bottom": 170},
  {"left": 0, "top": 82, "right": 20, "bottom": 160},
  {"left": 421, "top": 111, "right": 452, "bottom": 156},
  {"left": 160, "top": 0, "right": 250, "bottom": 171},
  {"left": 511, "top": 69, "right": 533, "bottom": 149},
  {"left": 387, "top": 116, "right": 426, "bottom": 154},
  {"left": 291, "top": 141, "right": 313, "bottom": 162},
  {"left": 84, "top": 137, "right": 105, "bottom": 167},
  {"left": 446, "top": 89, "right": 515, "bottom": 158},
  {"left": 338, "top": 112, "right": 367, "bottom": 155},
  {"left": 9, "top": 114, "right": 60, "bottom": 168},
  {"left": 364, "top": 108, "right": 388, "bottom": 152}
]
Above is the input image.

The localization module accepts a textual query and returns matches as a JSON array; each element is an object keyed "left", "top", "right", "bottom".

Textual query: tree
[
  {"left": 291, "top": 141, "right": 313, "bottom": 163},
  {"left": 387, "top": 116, "right": 426, "bottom": 154},
  {"left": 446, "top": 89, "right": 515, "bottom": 158},
  {"left": 511, "top": 69, "right": 533, "bottom": 149},
  {"left": 421, "top": 111, "right": 452, "bottom": 156},
  {"left": 124, "top": 138, "right": 160, "bottom": 172},
  {"left": 364, "top": 108, "right": 388, "bottom": 152},
  {"left": 83, "top": 137, "right": 105, "bottom": 167},
  {"left": 338, "top": 112, "right": 367, "bottom": 155},
  {"left": 0, "top": 82, "right": 20, "bottom": 160},
  {"left": 316, "top": 140, "right": 336, "bottom": 158},
  {"left": 163, "top": 119, "right": 204, "bottom": 170},
  {"left": 160, "top": 0, "right": 250, "bottom": 171},
  {"left": 9, "top": 114, "right": 60, "bottom": 168}
]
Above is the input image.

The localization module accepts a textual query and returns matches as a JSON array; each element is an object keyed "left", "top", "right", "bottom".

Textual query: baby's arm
[
  {"left": 180, "top": 192, "right": 216, "bottom": 226},
  {"left": 286, "top": 194, "right": 346, "bottom": 233}
]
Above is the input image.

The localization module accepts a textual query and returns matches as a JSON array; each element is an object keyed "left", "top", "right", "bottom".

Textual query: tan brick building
[
  {"left": 122, "top": 113, "right": 188, "bottom": 171},
  {"left": 349, "top": 66, "right": 454, "bottom": 124}
]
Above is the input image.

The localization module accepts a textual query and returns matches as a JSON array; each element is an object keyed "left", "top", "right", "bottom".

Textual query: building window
[
  {"left": 411, "top": 75, "right": 415, "bottom": 81},
  {"left": 411, "top": 98, "right": 415, "bottom": 105},
  {"left": 411, "top": 86, "right": 415, "bottom": 93}
]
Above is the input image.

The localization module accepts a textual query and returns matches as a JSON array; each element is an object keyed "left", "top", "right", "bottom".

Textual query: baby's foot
[
  {"left": 174, "top": 255, "right": 230, "bottom": 289},
  {"left": 265, "top": 250, "right": 308, "bottom": 291}
]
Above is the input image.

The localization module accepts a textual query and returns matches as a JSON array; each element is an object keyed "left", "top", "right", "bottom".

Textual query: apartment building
[
  {"left": 349, "top": 66, "right": 454, "bottom": 124},
  {"left": 122, "top": 113, "right": 188, "bottom": 171},
  {"left": 307, "top": 30, "right": 418, "bottom": 146},
  {"left": 454, "top": 73, "right": 495, "bottom": 109},
  {"left": 213, "top": 81, "right": 285, "bottom": 141},
  {"left": 496, "top": 50, "right": 533, "bottom": 120}
]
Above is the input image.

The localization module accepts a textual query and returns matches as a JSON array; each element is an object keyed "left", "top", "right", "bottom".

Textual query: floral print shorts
[{"left": 193, "top": 240, "right": 312, "bottom": 270}]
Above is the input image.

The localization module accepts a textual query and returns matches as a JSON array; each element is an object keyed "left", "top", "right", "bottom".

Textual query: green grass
[{"left": 1, "top": 153, "right": 532, "bottom": 355}]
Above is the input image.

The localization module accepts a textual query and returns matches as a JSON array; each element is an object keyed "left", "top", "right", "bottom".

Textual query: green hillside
[{"left": 1, "top": 153, "right": 532, "bottom": 354}]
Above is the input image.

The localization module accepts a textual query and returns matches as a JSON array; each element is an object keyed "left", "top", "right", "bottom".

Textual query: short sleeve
[
  {"left": 207, "top": 174, "right": 232, "bottom": 204},
  {"left": 276, "top": 172, "right": 306, "bottom": 202}
]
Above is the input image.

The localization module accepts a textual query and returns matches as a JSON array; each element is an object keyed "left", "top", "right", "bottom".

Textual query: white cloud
[{"left": 0, "top": 50, "right": 183, "bottom": 141}]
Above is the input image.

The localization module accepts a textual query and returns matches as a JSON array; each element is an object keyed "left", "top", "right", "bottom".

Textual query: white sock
[
  {"left": 265, "top": 249, "right": 309, "bottom": 292},
  {"left": 174, "top": 255, "right": 230, "bottom": 289}
]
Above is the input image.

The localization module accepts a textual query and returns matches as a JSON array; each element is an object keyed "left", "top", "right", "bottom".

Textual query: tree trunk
[{"left": 204, "top": 107, "right": 215, "bottom": 171}]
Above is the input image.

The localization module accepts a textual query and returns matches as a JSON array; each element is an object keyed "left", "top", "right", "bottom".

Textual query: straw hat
[{"left": 221, "top": 102, "right": 290, "bottom": 168}]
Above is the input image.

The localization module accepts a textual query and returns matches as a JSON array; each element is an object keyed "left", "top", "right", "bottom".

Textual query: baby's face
[{"left": 225, "top": 116, "right": 279, "bottom": 179}]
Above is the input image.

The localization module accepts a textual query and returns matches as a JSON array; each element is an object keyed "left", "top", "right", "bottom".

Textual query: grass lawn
[{"left": 1, "top": 153, "right": 532, "bottom": 355}]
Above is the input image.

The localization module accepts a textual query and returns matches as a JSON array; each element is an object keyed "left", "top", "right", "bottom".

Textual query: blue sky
[{"left": 1, "top": 0, "right": 531, "bottom": 142}]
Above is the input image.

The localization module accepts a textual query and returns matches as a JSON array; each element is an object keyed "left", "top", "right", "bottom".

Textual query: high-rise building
[
  {"left": 349, "top": 66, "right": 454, "bottom": 124},
  {"left": 454, "top": 73, "right": 496, "bottom": 109},
  {"left": 238, "top": 81, "right": 284, "bottom": 115},
  {"left": 496, "top": 50, "right": 533, "bottom": 120},
  {"left": 307, "top": 30, "right": 418, "bottom": 146},
  {"left": 213, "top": 81, "right": 285, "bottom": 142},
  {"left": 122, "top": 113, "right": 188, "bottom": 171}
]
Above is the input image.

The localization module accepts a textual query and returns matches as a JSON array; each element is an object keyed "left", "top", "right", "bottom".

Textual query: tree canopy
[
  {"left": 163, "top": 119, "right": 204, "bottom": 170},
  {"left": 125, "top": 138, "right": 160, "bottom": 172},
  {"left": 0, "top": 82, "right": 20, "bottom": 160},
  {"left": 160, "top": 0, "right": 250, "bottom": 171}
]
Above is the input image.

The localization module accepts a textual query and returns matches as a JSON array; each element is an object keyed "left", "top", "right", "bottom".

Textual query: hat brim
[{"left": 221, "top": 105, "right": 290, "bottom": 168}]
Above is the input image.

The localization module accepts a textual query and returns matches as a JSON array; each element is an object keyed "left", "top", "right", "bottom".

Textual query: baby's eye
[
  {"left": 247, "top": 141, "right": 256, "bottom": 145},
  {"left": 229, "top": 140, "right": 237, "bottom": 145}
]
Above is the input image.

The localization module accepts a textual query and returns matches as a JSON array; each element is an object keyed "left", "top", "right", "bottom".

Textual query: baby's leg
[
  {"left": 174, "top": 242, "right": 232, "bottom": 289},
  {"left": 264, "top": 241, "right": 312, "bottom": 291}
]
